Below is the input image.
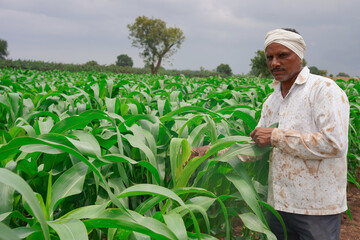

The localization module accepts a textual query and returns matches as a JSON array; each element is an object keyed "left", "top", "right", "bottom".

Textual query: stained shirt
[{"left": 257, "top": 66, "right": 349, "bottom": 215}]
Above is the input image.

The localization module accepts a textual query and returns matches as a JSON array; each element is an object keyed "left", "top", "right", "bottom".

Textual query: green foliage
[
  {"left": 308, "top": 66, "right": 328, "bottom": 76},
  {"left": 0, "top": 68, "right": 278, "bottom": 239},
  {"left": 127, "top": 16, "right": 185, "bottom": 74},
  {"left": 337, "top": 72, "right": 350, "bottom": 77},
  {"left": 216, "top": 64, "right": 232, "bottom": 77},
  {"left": 84, "top": 60, "right": 101, "bottom": 72},
  {"left": 116, "top": 54, "right": 133, "bottom": 67},
  {"left": 0, "top": 38, "right": 9, "bottom": 59},
  {"left": 0, "top": 59, "right": 150, "bottom": 74},
  {"left": 335, "top": 78, "right": 360, "bottom": 180},
  {"left": 0, "top": 68, "right": 358, "bottom": 239},
  {"left": 84, "top": 60, "right": 99, "bottom": 66},
  {"left": 0, "top": 59, "right": 224, "bottom": 78},
  {"left": 302, "top": 58, "right": 307, "bottom": 67},
  {"left": 249, "top": 50, "right": 271, "bottom": 78}
]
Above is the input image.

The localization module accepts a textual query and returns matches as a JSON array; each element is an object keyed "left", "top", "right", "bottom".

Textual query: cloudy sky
[{"left": 1, "top": 0, "right": 359, "bottom": 76}]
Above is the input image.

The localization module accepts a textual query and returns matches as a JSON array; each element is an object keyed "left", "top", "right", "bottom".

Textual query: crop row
[{"left": 0, "top": 68, "right": 359, "bottom": 240}]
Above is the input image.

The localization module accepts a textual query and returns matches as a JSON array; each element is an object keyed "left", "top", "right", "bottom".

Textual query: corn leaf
[{"left": 0, "top": 168, "right": 50, "bottom": 240}]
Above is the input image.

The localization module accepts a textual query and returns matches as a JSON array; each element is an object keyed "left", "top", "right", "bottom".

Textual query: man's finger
[{"left": 250, "top": 129, "right": 256, "bottom": 138}]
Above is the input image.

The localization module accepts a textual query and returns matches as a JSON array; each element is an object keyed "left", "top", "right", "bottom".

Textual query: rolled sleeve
[{"left": 270, "top": 81, "right": 349, "bottom": 160}]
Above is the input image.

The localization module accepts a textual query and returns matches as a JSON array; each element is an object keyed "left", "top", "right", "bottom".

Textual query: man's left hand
[{"left": 250, "top": 127, "right": 274, "bottom": 147}]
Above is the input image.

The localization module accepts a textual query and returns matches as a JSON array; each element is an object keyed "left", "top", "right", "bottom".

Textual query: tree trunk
[
  {"left": 151, "top": 63, "right": 156, "bottom": 74},
  {"left": 152, "top": 57, "right": 162, "bottom": 74}
]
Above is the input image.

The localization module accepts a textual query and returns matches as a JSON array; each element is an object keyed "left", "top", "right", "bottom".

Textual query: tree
[
  {"left": 309, "top": 66, "right": 327, "bottom": 76},
  {"left": 116, "top": 54, "right": 133, "bottom": 67},
  {"left": 249, "top": 50, "right": 270, "bottom": 78},
  {"left": 127, "top": 16, "right": 185, "bottom": 74},
  {"left": 337, "top": 72, "right": 350, "bottom": 77},
  {"left": 84, "top": 60, "right": 101, "bottom": 71},
  {"left": 0, "top": 38, "right": 9, "bottom": 59},
  {"left": 216, "top": 63, "right": 232, "bottom": 77},
  {"left": 144, "top": 62, "right": 165, "bottom": 72}
]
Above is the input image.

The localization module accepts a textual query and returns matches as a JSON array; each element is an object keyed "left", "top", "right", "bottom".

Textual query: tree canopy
[
  {"left": 337, "top": 72, "right": 350, "bottom": 77},
  {"left": 249, "top": 50, "right": 271, "bottom": 78},
  {"left": 0, "top": 38, "right": 9, "bottom": 59},
  {"left": 216, "top": 63, "right": 232, "bottom": 77},
  {"left": 309, "top": 66, "right": 327, "bottom": 76},
  {"left": 127, "top": 16, "right": 185, "bottom": 74},
  {"left": 116, "top": 54, "right": 133, "bottom": 67}
]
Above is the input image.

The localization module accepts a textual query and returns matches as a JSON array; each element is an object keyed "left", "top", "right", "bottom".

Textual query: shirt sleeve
[
  {"left": 256, "top": 102, "right": 268, "bottom": 128},
  {"left": 270, "top": 81, "right": 349, "bottom": 160}
]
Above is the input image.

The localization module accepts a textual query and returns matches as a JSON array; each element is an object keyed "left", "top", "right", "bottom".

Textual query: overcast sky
[{"left": 1, "top": 0, "right": 359, "bottom": 76}]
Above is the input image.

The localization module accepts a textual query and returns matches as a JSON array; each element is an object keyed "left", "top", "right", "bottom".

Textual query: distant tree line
[
  {"left": 1, "top": 17, "right": 235, "bottom": 78},
  {"left": 0, "top": 58, "right": 238, "bottom": 78},
  {"left": 1, "top": 20, "right": 354, "bottom": 79}
]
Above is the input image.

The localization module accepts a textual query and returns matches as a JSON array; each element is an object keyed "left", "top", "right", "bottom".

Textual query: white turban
[{"left": 264, "top": 29, "right": 306, "bottom": 60}]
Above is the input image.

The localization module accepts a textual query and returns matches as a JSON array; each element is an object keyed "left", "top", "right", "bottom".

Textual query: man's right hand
[
  {"left": 189, "top": 145, "right": 257, "bottom": 163},
  {"left": 250, "top": 127, "right": 274, "bottom": 147},
  {"left": 189, "top": 145, "right": 211, "bottom": 159}
]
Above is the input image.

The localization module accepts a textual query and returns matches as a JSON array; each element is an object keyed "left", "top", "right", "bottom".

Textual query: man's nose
[{"left": 271, "top": 57, "right": 280, "bottom": 68}]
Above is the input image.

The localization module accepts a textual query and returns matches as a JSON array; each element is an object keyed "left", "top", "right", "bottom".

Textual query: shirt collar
[{"left": 294, "top": 66, "right": 310, "bottom": 85}]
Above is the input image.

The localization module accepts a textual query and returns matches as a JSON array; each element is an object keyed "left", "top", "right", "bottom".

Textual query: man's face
[{"left": 265, "top": 43, "right": 303, "bottom": 82}]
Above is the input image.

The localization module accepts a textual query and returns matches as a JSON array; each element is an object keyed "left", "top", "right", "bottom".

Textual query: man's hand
[
  {"left": 189, "top": 145, "right": 211, "bottom": 160},
  {"left": 250, "top": 127, "right": 274, "bottom": 147}
]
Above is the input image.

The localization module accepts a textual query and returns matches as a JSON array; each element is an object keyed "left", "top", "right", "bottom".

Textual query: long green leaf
[
  {"left": 0, "top": 182, "right": 15, "bottom": 223},
  {"left": 48, "top": 219, "right": 88, "bottom": 240},
  {"left": 259, "top": 201, "right": 287, "bottom": 240},
  {"left": 83, "top": 209, "right": 179, "bottom": 240},
  {"left": 99, "top": 154, "right": 161, "bottom": 185},
  {"left": 163, "top": 212, "right": 187, "bottom": 240},
  {"left": 0, "top": 135, "right": 128, "bottom": 215},
  {"left": 50, "top": 162, "right": 88, "bottom": 218},
  {"left": 0, "top": 168, "right": 50, "bottom": 240},
  {"left": 116, "top": 184, "right": 201, "bottom": 239},
  {"left": 169, "top": 138, "right": 191, "bottom": 187},
  {"left": 117, "top": 184, "right": 185, "bottom": 207},
  {"left": 238, "top": 212, "right": 276, "bottom": 240},
  {"left": 0, "top": 222, "right": 21, "bottom": 240},
  {"left": 225, "top": 172, "right": 267, "bottom": 226},
  {"left": 50, "top": 110, "right": 113, "bottom": 134},
  {"left": 175, "top": 136, "right": 251, "bottom": 188}
]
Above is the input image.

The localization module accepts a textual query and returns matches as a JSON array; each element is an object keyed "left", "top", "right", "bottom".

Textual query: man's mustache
[{"left": 271, "top": 68, "right": 286, "bottom": 73}]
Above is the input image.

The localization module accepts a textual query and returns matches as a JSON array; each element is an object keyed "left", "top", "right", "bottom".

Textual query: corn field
[{"left": 0, "top": 68, "right": 359, "bottom": 240}]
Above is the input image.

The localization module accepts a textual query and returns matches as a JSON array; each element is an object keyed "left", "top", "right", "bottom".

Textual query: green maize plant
[{"left": 0, "top": 68, "right": 358, "bottom": 240}]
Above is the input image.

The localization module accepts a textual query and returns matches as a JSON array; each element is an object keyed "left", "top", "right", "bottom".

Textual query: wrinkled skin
[
  {"left": 250, "top": 127, "right": 274, "bottom": 147},
  {"left": 189, "top": 145, "right": 210, "bottom": 159}
]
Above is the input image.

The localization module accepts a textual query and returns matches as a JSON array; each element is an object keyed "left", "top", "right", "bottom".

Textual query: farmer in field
[{"left": 192, "top": 28, "right": 350, "bottom": 240}]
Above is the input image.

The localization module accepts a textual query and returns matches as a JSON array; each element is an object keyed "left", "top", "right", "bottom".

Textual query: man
[
  {"left": 251, "top": 28, "right": 350, "bottom": 240},
  {"left": 192, "top": 28, "right": 350, "bottom": 240}
]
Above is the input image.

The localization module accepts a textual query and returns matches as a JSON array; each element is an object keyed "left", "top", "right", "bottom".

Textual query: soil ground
[{"left": 340, "top": 179, "right": 360, "bottom": 239}]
